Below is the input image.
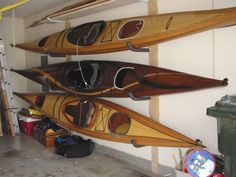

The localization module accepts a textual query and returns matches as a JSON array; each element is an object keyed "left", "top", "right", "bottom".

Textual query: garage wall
[
  {"left": 0, "top": 17, "right": 28, "bottom": 109},
  {"left": 158, "top": 0, "right": 236, "bottom": 166},
  {"left": 24, "top": 0, "right": 236, "bottom": 167}
]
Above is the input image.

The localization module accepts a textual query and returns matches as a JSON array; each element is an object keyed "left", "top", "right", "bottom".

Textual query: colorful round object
[{"left": 186, "top": 149, "right": 216, "bottom": 177}]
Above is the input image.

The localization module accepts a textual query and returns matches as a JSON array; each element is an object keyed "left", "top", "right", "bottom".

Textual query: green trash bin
[{"left": 207, "top": 95, "right": 236, "bottom": 177}]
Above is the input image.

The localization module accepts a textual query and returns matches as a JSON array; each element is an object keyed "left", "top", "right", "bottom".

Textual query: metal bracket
[
  {"left": 127, "top": 42, "right": 150, "bottom": 52},
  {"left": 47, "top": 16, "right": 65, "bottom": 23},
  {"left": 131, "top": 140, "right": 145, "bottom": 148},
  {"left": 9, "top": 44, "right": 15, "bottom": 48},
  {"left": 47, "top": 51, "right": 65, "bottom": 57},
  {"left": 128, "top": 91, "right": 150, "bottom": 101}
]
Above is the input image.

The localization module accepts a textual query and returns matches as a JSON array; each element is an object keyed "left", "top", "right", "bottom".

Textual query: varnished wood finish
[
  {"left": 148, "top": 0, "right": 159, "bottom": 173},
  {"left": 1, "top": 89, "right": 15, "bottom": 136},
  {"left": 18, "top": 7, "right": 236, "bottom": 55},
  {"left": 12, "top": 61, "right": 228, "bottom": 98},
  {"left": 14, "top": 92, "right": 203, "bottom": 147},
  {"left": 65, "top": 20, "right": 72, "bottom": 62}
]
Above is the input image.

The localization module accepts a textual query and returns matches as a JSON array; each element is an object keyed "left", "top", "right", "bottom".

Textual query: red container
[
  {"left": 213, "top": 174, "right": 224, "bottom": 177},
  {"left": 18, "top": 114, "right": 41, "bottom": 136}
]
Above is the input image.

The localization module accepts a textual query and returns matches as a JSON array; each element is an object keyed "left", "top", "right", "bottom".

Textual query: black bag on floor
[{"left": 55, "top": 135, "right": 94, "bottom": 158}]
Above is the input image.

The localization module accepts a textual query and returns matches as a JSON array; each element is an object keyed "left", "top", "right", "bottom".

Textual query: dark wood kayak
[
  {"left": 12, "top": 61, "right": 228, "bottom": 99},
  {"left": 15, "top": 7, "right": 236, "bottom": 55},
  {"left": 14, "top": 92, "right": 204, "bottom": 147}
]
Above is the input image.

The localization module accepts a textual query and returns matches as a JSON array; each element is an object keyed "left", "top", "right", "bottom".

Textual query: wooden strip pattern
[
  {"left": 12, "top": 61, "right": 227, "bottom": 98},
  {"left": 14, "top": 92, "right": 203, "bottom": 147},
  {"left": 55, "top": 29, "right": 67, "bottom": 48},
  {"left": 18, "top": 7, "right": 236, "bottom": 55},
  {"left": 52, "top": 95, "right": 61, "bottom": 117},
  {"left": 61, "top": 28, "right": 71, "bottom": 48}
]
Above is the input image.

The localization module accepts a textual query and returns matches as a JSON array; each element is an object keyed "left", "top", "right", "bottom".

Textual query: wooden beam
[
  {"left": 1, "top": 91, "right": 16, "bottom": 136},
  {"left": 148, "top": 0, "right": 159, "bottom": 175},
  {"left": 65, "top": 20, "right": 72, "bottom": 62},
  {"left": 65, "top": 20, "right": 72, "bottom": 136},
  {"left": 41, "top": 56, "right": 49, "bottom": 92},
  {"left": 0, "top": 102, "right": 2, "bottom": 136}
]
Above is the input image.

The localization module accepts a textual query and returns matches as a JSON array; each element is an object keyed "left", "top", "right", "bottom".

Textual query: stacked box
[
  {"left": 33, "top": 124, "right": 68, "bottom": 148},
  {"left": 18, "top": 114, "right": 41, "bottom": 136}
]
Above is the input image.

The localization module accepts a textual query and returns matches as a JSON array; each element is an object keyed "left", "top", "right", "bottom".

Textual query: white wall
[
  {"left": 24, "top": 0, "right": 236, "bottom": 168},
  {"left": 0, "top": 17, "right": 28, "bottom": 109},
  {"left": 158, "top": 0, "right": 236, "bottom": 166}
]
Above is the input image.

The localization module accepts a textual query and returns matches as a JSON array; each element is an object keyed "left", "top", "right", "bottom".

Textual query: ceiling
[
  {"left": 0, "top": 0, "right": 148, "bottom": 19},
  {"left": 0, "top": 0, "right": 74, "bottom": 18}
]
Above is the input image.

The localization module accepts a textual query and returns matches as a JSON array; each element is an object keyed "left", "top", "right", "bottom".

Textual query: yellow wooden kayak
[
  {"left": 14, "top": 92, "right": 204, "bottom": 148},
  {"left": 16, "top": 7, "right": 236, "bottom": 55}
]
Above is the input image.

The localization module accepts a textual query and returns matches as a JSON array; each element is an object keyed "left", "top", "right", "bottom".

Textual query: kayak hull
[
  {"left": 14, "top": 92, "right": 203, "bottom": 147},
  {"left": 16, "top": 7, "right": 236, "bottom": 55},
  {"left": 12, "top": 60, "right": 228, "bottom": 98}
]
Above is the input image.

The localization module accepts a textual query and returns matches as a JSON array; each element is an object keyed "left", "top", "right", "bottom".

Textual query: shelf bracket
[
  {"left": 47, "top": 16, "right": 65, "bottom": 23},
  {"left": 131, "top": 140, "right": 145, "bottom": 148},
  {"left": 127, "top": 42, "right": 150, "bottom": 53},
  {"left": 128, "top": 91, "right": 150, "bottom": 101}
]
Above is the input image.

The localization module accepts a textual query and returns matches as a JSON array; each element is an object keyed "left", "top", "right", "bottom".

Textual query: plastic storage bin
[
  {"left": 18, "top": 114, "right": 41, "bottom": 136},
  {"left": 207, "top": 95, "right": 236, "bottom": 177}
]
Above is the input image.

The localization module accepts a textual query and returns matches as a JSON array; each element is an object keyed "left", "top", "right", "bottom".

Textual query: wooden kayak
[
  {"left": 18, "top": 106, "right": 44, "bottom": 119},
  {"left": 16, "top": 7, "right": 236, "bottom": 55},
  {"left": 11, "top": 61, "right": 228, "bottom": 99},
  {"left": 14, "top": 92, "right": 204, "bottom": 147}
]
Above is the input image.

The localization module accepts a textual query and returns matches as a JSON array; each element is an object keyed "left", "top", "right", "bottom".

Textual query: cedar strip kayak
[
  {"left": 12, "top": 61, "right": 228, "bottom": 99},
  {"left": 14, "top": 92, "right": 204, "bottom": 147},
  {"left": 16, "top": 7, "right": 236, "bottom": 55}
]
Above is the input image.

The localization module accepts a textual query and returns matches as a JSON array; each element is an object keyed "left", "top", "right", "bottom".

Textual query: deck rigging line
[{"left": 76, "top": 37, "right": 90, "bottom": 89}]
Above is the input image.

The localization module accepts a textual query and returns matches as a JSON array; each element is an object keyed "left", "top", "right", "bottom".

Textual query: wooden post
[
  {"left": 148, "top": 0, "right": 159, "bottom": 175},
  {"left": 2, "top": 91, "right": 16, "bottom": 136},
  {"left": 65, "top": 20, "right": 72, "bottom": 62},
  {"left": 0, "top": 110, "right": 2, "bottom": 136},
  {"left": 65, "top": 20, "right": 72, "bottom": 136},
  {"left": 41, "top": 56, "right": 49, "bottom": 92}
]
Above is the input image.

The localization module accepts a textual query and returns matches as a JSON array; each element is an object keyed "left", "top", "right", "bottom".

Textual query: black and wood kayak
[
  {"left": 15, "top": 7, "right": 236, "bottom": 55},
  {"left": 11, "top": 61, "right": 228, "bottom": 99},
  {"left": 14, "top": 92, "right": 204, "bottom": 147}
]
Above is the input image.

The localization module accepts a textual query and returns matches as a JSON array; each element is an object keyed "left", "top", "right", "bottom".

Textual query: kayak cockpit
[
  {"left": 66, "top": 62, "right": 101, "bottom": 90},
  {"left": 108, "top": 113, "right": 131, "bottom": 135},
  {"left": 64, "top": 101, "right": 95, "bottom": 128},
  {"left": 67, "top": 21, "right": 106, "bottom": 46},
  {"left": 114, "top": 67, "right": 135, "bottom": 90}
]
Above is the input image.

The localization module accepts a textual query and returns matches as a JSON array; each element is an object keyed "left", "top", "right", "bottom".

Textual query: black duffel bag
[{"left": 55, "top": 135, "right": 94, "bottom": 158}]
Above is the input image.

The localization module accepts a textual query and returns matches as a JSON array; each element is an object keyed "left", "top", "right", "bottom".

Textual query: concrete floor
[{"left": 0, "top": 135, "right": 168, "bottom": 177}]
